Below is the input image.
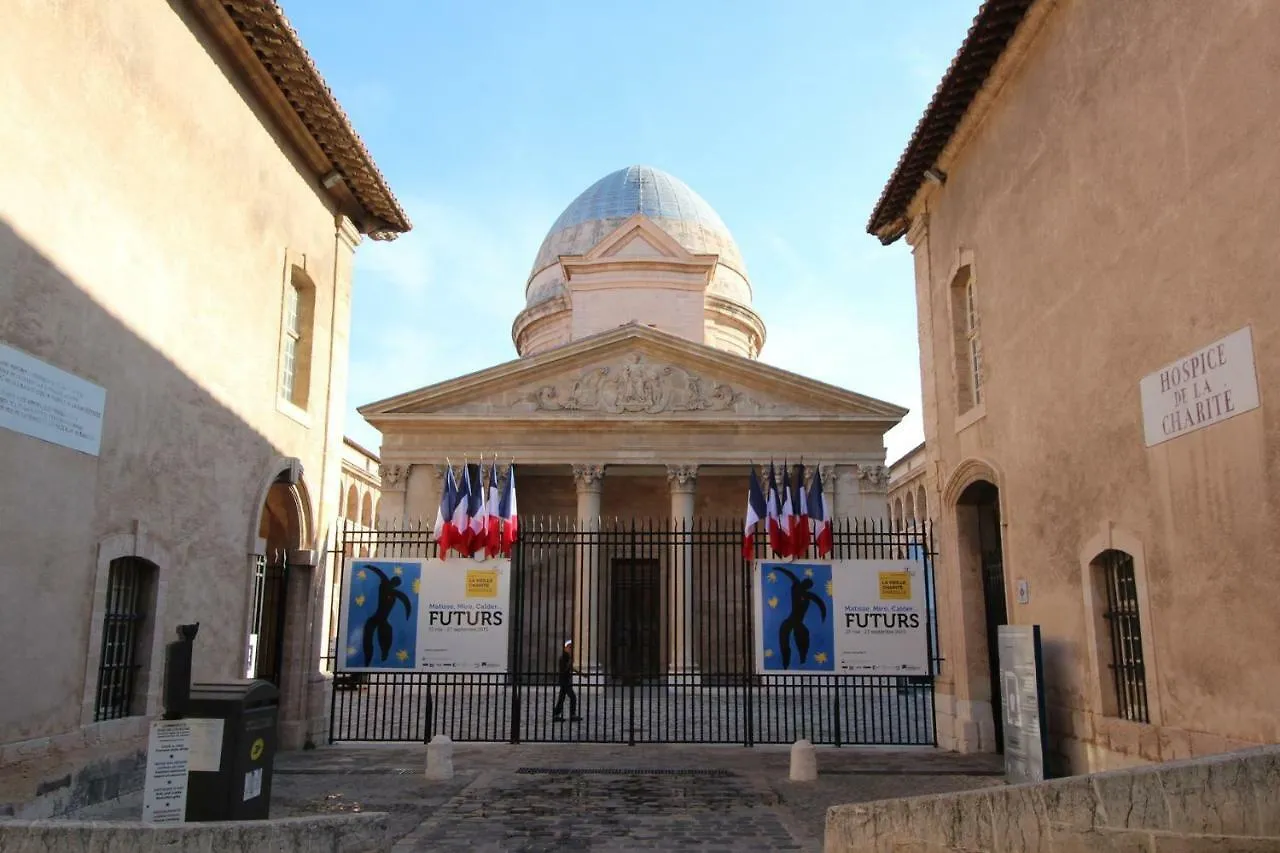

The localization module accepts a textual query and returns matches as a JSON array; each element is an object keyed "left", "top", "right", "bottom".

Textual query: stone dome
[{"left": 514, "top": 165, "right": 764, "bottom": 359}]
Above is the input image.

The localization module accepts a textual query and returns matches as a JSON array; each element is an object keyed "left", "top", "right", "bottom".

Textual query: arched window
[
  {"left": 904, "top": 491, "right": 916, "bottom": 528},
  {"left": 345, "top": 485, "right": 359, "bottom": 522},
  {"left": 361, "top": 492, "right": 373, "bottom": 527},
  {"left": 94, "top": 557, "right": 160, "bottom": 721},
  {"left": 1091, "top": 549, "right": 1150, "bottom": 723},
  {"left": 893, "top": 497, "right": 904, "bottom": 530},
  {"left": 917, "top": 485, "right": 927, "bottom": 524}
]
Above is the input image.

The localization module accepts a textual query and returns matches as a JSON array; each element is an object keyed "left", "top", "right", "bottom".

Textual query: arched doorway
[
  {"left": 251, "top": 475, "right": 307, "bottom": 686},
  {"left": 956, "top": 479, "right": 1007, "bottom": 752}
]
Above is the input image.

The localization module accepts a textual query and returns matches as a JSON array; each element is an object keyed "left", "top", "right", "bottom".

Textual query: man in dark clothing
[{"left": 553, "top": 639, "right": 581, "bottom": 722}]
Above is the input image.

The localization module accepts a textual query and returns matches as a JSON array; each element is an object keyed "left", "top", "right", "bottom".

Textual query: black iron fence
[{"left": 327, "top": 516, "right": 939, "bottom": 747}]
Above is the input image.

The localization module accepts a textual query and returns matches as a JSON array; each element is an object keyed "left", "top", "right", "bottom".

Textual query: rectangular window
[
  {"left": 280, "top": 283, "right": 301, "bottom": 401},
  {"left": 94, "top": 557, "right": 150, "bottom": 721},
  {"left": 1099, "top": 550, "right": 1150, "bottom": 723},
  {"left": 279, "top": 269, "right": 314, "bottom": 409},
  {"left": 965, "top": 278, "right": 983, "bottom": 405}
]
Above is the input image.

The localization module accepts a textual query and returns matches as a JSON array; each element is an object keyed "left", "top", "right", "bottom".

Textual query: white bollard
[
  {"left": 425, "top": 734, "right": 454, "bottom": 780},
  {"left": 789, "top": 738, "right": 818, "bottom": 782}
]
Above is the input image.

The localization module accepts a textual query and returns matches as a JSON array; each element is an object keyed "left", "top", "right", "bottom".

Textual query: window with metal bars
[
  {"left": 1098, "top": 549, "right": 1150, "bottom": 723},
  {"left": 94, "top": 557, "right": 155, "bottom": 721}
]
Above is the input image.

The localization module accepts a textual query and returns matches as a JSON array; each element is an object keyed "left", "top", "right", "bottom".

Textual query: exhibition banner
[
  {"left": 340, "top": 558, "right": 511, "bottom": 673},
  {"left": 752, "top": 558, "right": 928, "bottom": 676}
]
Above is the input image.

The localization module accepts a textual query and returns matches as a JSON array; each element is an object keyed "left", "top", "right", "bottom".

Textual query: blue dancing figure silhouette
[
  {"left": 362, "top": 564, "right": 413, "bottom": 666},
  {"left": 774, "top": 565, "right": 828, "bottom": 668}
]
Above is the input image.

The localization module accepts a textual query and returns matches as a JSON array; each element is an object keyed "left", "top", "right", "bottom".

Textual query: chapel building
[{"left": 360, "top": 165, "right": 906, "bottom": 679}]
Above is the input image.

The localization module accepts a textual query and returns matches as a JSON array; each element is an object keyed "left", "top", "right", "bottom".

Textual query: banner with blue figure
[
  {"left": 340, "top": 559, "right": 423, "bottom": 671},
  {"left": 756, "top": 561, "right": 836, "bottom": 672},
  {"left": 752, "top": 558, "right": 929, "bottom": 676}
]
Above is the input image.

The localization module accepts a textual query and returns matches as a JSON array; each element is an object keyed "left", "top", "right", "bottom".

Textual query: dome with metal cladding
[
  {"left": 515, "top": 165, "right": 764, "bottom": 360},
  {"left": 527, "top": 165, "right": 750, "bottom": 305}
]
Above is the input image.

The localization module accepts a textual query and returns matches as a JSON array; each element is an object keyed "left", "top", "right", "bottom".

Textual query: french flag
[
  {"left": 811, "top": 465, "right": 832, "bottom": 557},
  {"left": 449, "top": 463, "right": 472, "bottom": 557},
  {"left": 465, "top": 462, "right": 485, "bottom": 556},
  {"left": 484, "top": 462, "right": 502, "bottom": 558},
  {"left": 765, "top": 462, "right": 788, "bottom": 558},
  {"left": 742, "top": 465, "right": 768, "bottom": 561},
  {"left": 779, "top": 464, "right": 796, "bottom": 558},
  {"left": 434, "top": 464, "right": 460, "bottom": 559},
  {"left": 790, "top": 462, "right": 810, "bottom": 558},
  {"left": 498, "top": 464, "right": 518, "bottom": 557}
]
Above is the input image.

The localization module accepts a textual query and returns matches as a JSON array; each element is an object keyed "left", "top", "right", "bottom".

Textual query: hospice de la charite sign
[{"left": 1139, "top": 326, "right": 1260, "bottom": 448}]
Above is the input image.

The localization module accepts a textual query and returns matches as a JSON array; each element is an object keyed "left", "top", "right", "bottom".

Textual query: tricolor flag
[
  {"left": 499, "top": 464, "right": 519, "bottom": 557},
  {"left": 742, "top": 465, "right": 767, "bottom": 560},
  {"left": 779, "top": 464, "right": 795, "bottom": 557},
  {"left": 790, "top": 463, "right": 810, "bottom": 558},
  {"left": 811, "top": 465, "right": 832, "bottom": 557},
  {"left": 465, "top": 462, "right": 485, "bottom": 556},
  {"left": 433, "top": 464, "right": 460, "bottom": 559},
  {"left": 449, "top": 462, "right": 472, "bottom": 556},
  {"left": 484, "top": 462, "right": 502, "bottom": 558},
  {"left": 765, "top": 462, "right": 788, "bottom": 558}
]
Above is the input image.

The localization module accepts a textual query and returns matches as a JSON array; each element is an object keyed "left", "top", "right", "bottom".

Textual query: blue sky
[{"left": 283, "top": 1, "right": 978, "bottom": 465}]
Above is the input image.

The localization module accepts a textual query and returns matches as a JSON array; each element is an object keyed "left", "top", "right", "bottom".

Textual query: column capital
[
  {"left": 855, "top": 463, "right": 891, "bottom": 493},
  {"left": 378, "top": 463, "right": 407, "bottom": 492},
  {"left": 572, "top": 463, "right": 606, "bottom": 493},
  {"left": 906, "top": 213, "right": 929, "bottom": 249},
  {"left": 665, "top": 464, "right": 698, "bottom": 493}
]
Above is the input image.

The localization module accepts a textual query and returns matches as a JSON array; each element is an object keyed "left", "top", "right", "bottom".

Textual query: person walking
[{"left": 553, "top": 639, "right": 582, "bottom": 722}]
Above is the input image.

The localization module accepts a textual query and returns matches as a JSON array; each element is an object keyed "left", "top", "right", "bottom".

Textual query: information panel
[
  {"left": 339, "top": 557, "right": 511, "bottom": 673},
  {"left": 997, "top": 623, "right": 1050, "bottom": 785},
  {"left": 752, "top": 559, "right": 929, "bottom": 676},
  {"left": 0, "top": 341, "right": 106, "bottom": 456},
  {"left": 141, "top": 720, "right": 191, "bottom": 824}
]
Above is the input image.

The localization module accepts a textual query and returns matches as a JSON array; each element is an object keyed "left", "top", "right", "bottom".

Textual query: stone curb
[{"left": 0, "top": 811, "right": 390, "bottom": 852}]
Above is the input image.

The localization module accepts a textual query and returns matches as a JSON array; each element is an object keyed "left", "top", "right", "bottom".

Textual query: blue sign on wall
[
  {"left": 759, "top": 561, "right": 835, "bottom": 672},
  {"left": 342, "top": 560, "right": 421, "bottom": 670}
]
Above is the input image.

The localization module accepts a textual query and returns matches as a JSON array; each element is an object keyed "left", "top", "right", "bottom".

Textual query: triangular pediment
[{"left": 360, "top": 325, "right": 908, "bottom": 424}]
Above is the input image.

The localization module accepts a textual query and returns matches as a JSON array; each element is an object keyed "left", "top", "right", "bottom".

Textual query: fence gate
[{"left": 327, "top": 518, "right": 938, "bottom": 746}]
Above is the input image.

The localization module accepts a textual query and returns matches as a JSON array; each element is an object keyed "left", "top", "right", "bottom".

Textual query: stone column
[
  {"left": 377, "top": 464, "right": 407, "bottom": 527},
  {"left": 572, "top": 464, "right": 605, "bottom": 679},
  {"left": 666, "top": 464, "right": 697, "bottom": 679},
  {"left": 832, "top": 464, "right": 861, "bottom": 524}
]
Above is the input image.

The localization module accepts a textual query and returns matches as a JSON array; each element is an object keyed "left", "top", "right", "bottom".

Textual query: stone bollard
[
  {"left": 425, "top": 734, "right": 454, "bottom": 780},
  {"left": 789, "top": 738, "right": 818, "bottom": 782}
]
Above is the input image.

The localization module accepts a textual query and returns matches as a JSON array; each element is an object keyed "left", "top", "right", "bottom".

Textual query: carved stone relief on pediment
[{"left": 515, "top": 354, "right": 782, "bottom": 416}]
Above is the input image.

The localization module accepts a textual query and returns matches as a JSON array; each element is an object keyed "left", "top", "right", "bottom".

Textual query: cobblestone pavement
[
  {"left": 270, "top": 743, "right": 1004, "bottom": 852},
  {"left": 331, "top": 682, "right": 934, "bottom": 747},
  {"left": 71, "top": 743, "right": 1004, "bottom": 851}
]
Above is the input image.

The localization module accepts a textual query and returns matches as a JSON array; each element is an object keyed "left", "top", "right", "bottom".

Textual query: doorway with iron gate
[
  {"left": 956, "top": 480, "right": 1008, "bottom": 753},
  {"left": 328, "top": 517, "right": 940, "bottom": 747}
]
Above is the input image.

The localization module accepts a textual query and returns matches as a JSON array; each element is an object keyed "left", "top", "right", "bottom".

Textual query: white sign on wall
[
  {"left": 1139, "top": 326, "right": 1260, "bottom": 447},
  {"left": 141, "top": 720, "right": 191, "bottom": 824},
  {"left": 338, "top": 558, "right": 512, "bottom": 673},
  {"left": 752, "top": 559, "right": 929, "bottom": 676},
  {"left": 0, "top": 341, "right": 106, "bottom": 456}
]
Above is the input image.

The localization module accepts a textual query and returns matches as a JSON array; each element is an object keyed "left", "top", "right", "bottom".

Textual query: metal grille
[
  {"left": 328, "top": 517, "right": 939, "bottom": 747},
  {"left": 1099, "top": 549, "right": 1149, "bottom": 723},
  {"left": 94, "top": 557, "right": 149, "bottom": 721}
]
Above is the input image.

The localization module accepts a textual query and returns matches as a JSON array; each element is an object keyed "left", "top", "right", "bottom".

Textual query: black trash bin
[{"left": 183, "top": 679, "right": 279, "bottom": 822}]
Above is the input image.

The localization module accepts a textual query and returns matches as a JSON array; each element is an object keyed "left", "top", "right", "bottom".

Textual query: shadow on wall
[{"left": 0, "top": 217, "right": 311, "bottom": 815}]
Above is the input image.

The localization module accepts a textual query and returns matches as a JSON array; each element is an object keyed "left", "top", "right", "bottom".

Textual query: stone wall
[{"left": 825, "top": 745, "right": 1280, "bottom": 852}]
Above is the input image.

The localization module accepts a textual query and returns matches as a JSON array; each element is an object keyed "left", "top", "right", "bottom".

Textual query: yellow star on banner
[
  {"left": 412, "top": 578, "right": 421, "bottom": 595},
  {"left": 395, "top": 649, "right": 410, "bottom": 662},
  {"left": 767, "top": 596, "right": 779, "bottom": 609},
  {"left": 804, "top": 567, "right": 814, "bottom": 578},
  {"left": 393, "top": 565, "right": 404, "bottom": 576},
  {"left": 345, "top": 646, "right": 356, "bottom": 656},
  {"left": 356, "top": 570, "right": 367, "bottom": 581},
  {"left": 814, "top": 652, "right": 828, "bottom": 664},
  {"left": 764, "top": 649, "right": 774, "bottom": 658},
  {"left": 825, "top": 580, "right": 834, "bottom": 597},
  {"left": 354, "top": 595, "right": 365, "bottom": 607},
  {"left": 767, "top": 571, "right": 778, "bottom": 584}
]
